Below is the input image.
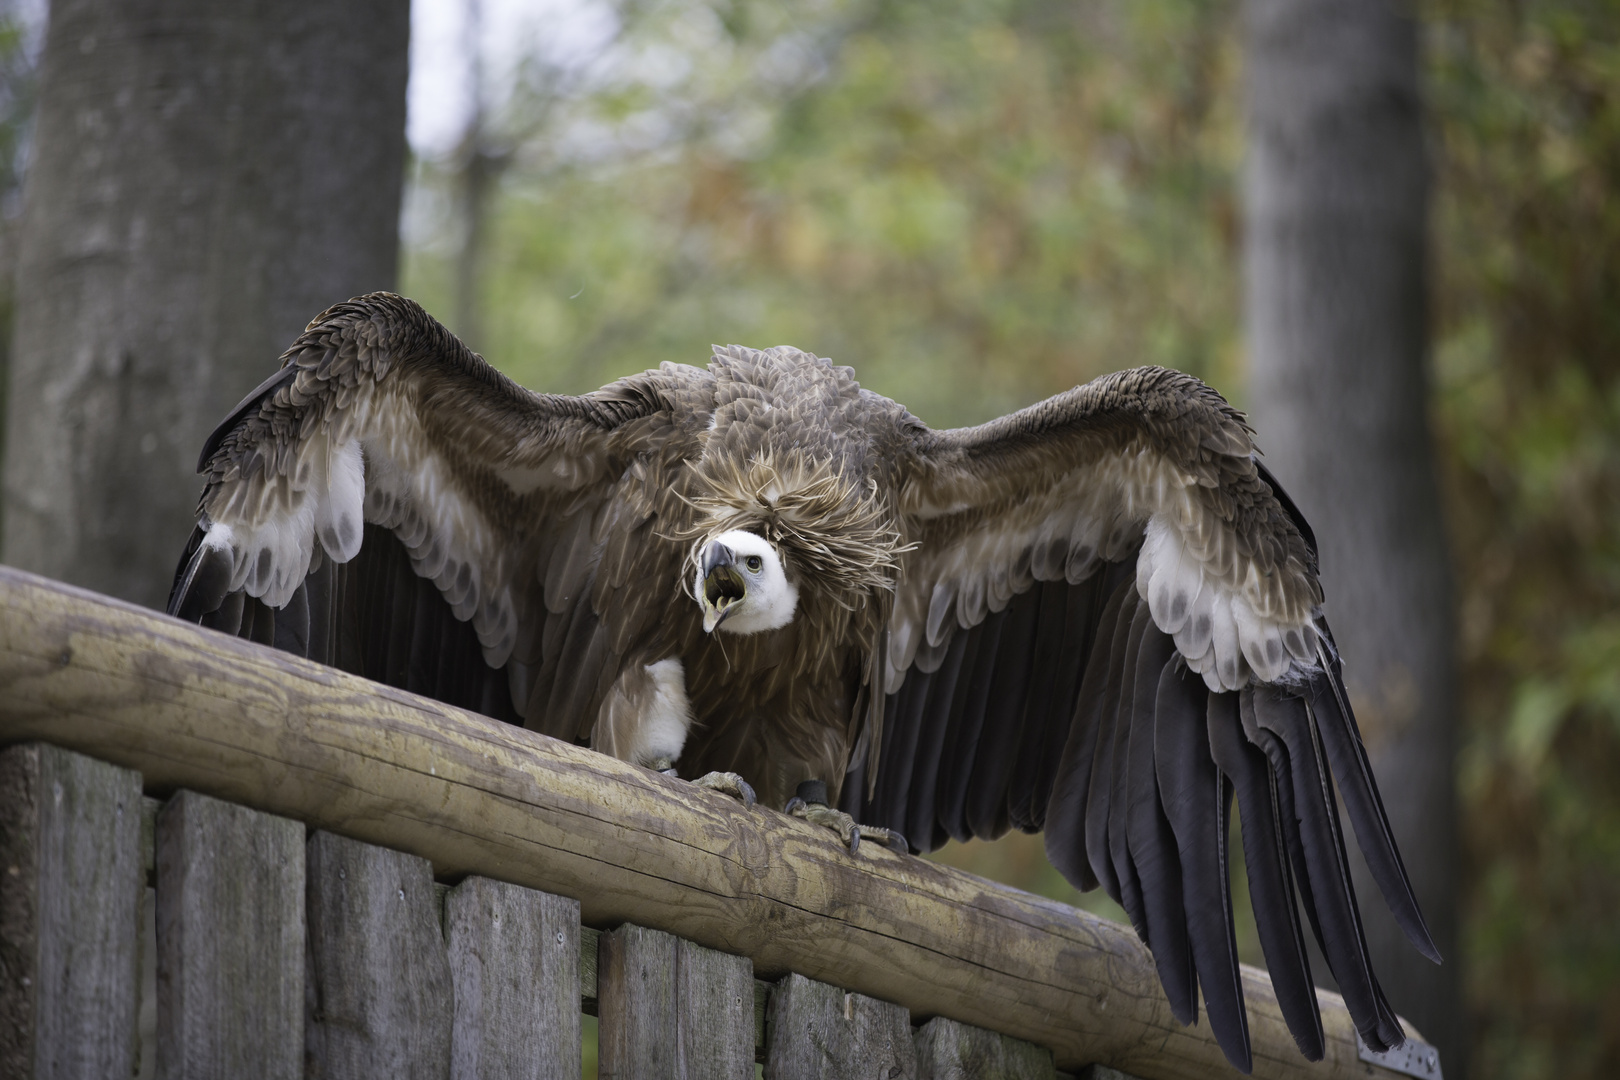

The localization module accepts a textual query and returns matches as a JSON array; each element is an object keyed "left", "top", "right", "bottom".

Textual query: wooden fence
[{"left": 0, "top": 565, "right": 1432, "bottom": 1079}]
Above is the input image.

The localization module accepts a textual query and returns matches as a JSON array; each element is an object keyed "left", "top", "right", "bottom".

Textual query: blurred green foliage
[
  {"left": 1429, "top": 1, "right": 1620, "bottom": 1074},
  {"left": 400, "top": 1, "right": 1620, "bottom": 1076},
  {"left": 403, "top": 0, "right": 1243, "bottom": 426}
]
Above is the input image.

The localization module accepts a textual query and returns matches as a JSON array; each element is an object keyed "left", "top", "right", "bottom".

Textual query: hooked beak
[{"left": 700, "top": 542, "right": 744, "bottom": 633}]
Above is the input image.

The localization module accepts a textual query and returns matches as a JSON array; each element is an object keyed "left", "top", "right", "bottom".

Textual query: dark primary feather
[
  {"left": 963, "top": 586, "right": 1042, "bottom": 839},
  {"left": 1307, "top": 643, "right": 1440, "bottom": 963},
  {"left": 1206, "top": 691, "right": 1324, "bottom": 1060},
  {"left": 1036, "top": 565, "right": 1135, "bottom": 893},
  {"left": 1102, "top": 597, "right": 1152, "bottom": 924},
  {"left": 1123, "top": 624, "right": 1195, "bottom": 1024},
  {"left": 936, "top": 612, "right": 1005, "bottom": 844},
  {"left": 1004, "top": 578, "right": 1084, "bottom": 831},
  {"left": 168, "top": 525, "right": 233, "bottom": 623},
  {"left": 1251, "top": 685, "right": 1405, "bottom": 1052},
  {"left": 1024, "top": 563, "right": 1127, "bottom": 831},
  {"left": 1155, "top": 665, "right": 1249, "bottom": 1072}
]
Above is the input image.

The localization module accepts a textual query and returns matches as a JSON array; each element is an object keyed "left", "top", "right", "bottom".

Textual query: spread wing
[
  {"left": 166, "top": 292, "right": 693, "bottom": 735},
  {"left": 844, "top": 366, "right": 1439, "bottom": 1070}
]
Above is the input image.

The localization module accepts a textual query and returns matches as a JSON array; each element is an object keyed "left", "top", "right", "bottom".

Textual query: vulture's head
[
  {"left": 695, "top": 529, "right": 799, "bottom": 634},
  {"left": 683, "top": 449, "right": 915, "bottom": 636}
]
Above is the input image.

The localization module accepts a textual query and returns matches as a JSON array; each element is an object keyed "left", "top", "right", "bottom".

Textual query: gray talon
[
  {"left": 861, "top": 825, "right": 909, "bottom": 854},
  {"left": 691, "top": 770, "right": 756, "bottom": 808},
  {"left": 790, "top": 800, "right": 883, "bottom": 854}
]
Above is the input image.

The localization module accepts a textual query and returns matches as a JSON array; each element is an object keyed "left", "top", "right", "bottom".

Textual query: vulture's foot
[
  {"left": 690, "top": 770, "right": 758, "bottom": 808},
  {"left": 784, "top": 781, "right": 908, "bottom": 855},
  {"left": 644, "top": 755, "right": 682, "bottom": 778}
]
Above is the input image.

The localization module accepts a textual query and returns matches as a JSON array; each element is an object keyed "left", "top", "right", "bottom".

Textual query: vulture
[{"left": 168, "top": 292, "right": 1438, "bottom": 1071}]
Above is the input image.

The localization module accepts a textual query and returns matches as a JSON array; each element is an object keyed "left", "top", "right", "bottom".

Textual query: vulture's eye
[{"left": 745, "top": 555, "right": 763, "bottom": 573}]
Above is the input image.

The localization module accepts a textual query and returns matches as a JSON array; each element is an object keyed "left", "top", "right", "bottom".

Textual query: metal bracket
[{"left": 1358, "top": 1033, "right": 1443, "bottom": 1079}]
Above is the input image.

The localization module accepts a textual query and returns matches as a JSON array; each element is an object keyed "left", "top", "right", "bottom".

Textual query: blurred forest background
[{"left": 0, "top": 0, "right": 1616, "bottom": 1076}]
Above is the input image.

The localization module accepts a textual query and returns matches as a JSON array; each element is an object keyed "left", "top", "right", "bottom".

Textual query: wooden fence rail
[{"left": 0, "top": 566, "right": 1425, "bottom": 1079}]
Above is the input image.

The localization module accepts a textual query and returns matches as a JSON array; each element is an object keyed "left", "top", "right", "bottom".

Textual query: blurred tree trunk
[
  {"left": 1243, "top": 0, "right": 1462, "bottom": 1072},
  {"left": 453, "top": 0, "right": 492, "bottom": 353},
  {"left": 1, "top": 0, "right": 409, "bottom": 609}
]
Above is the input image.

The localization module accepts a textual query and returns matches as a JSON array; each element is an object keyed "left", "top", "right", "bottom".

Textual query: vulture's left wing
[
  {"left": 167, "top": 292, "right": 684, "bottom": 731},
  {"left": 846, "top": 366, "right": 1438, "bottom": 1070}
]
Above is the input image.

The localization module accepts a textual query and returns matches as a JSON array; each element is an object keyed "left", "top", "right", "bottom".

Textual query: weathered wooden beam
[{"left": 0, "top": 566, "right": 1420, "bottom": 1079}]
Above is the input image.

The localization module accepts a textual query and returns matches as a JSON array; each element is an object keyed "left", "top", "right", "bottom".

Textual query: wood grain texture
[
  {"left": 765, "top": 972, "right": 916, "bottom": 1080},
  {"left": 582, "top": 926, "right": 602, "bottom": 1014},
  {"left": 597, "top": 923, "right": 754, "bottom": 1079},
  {"left": 915, "top": 1016, "right": 1056, "bottom": 1080},
  {"left": 0, "top": 743, "right": 143, "bottom": 1080},
  {"left": 305, "top": 831, "right": 452, "bottom": 1078},
  {"left": 0, "top": 566, "right": 1421, "bottom": 1080},
  {"left": 156, "top": 789, "right": 304, "bottom": 1080},
  {"left": 446, "top": 875, "right": 580, "bottom": 1079}
]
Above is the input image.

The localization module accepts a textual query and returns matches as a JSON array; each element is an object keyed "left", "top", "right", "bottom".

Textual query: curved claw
[
  {"left": 853, "top": 823, "right": 908, "bottom": 855},
  {"left": 792, "top": 801, "right": 908, "bottom": 856},
  {"left": 872, "top": 826, "right": 910, "bottom": 855},
  {"left": 691, "top": 770, "right": 757, "bottom": 808}
]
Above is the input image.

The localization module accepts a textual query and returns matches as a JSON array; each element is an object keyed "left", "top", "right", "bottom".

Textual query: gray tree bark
[
  {"left": 1243, "top": 1, "right": 1462, "bottom": 1073},
  {"left": 2, "top": 0, "right": 410, "bottom": 609}
]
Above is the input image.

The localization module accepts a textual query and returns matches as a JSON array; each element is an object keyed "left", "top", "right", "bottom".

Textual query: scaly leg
[
  {"left": 784, "top": 780, "right": 909, "bottom": 855},
  {"left": 691, "top": 771, "right": 757, "bottom": 808},
  {"left": 646, "top": 756, "right": 757, "bottom": 808}
]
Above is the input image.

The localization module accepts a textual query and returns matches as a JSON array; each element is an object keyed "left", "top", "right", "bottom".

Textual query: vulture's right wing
[{"left": 168, "top": 292, "right": 690, "bottom": 733}]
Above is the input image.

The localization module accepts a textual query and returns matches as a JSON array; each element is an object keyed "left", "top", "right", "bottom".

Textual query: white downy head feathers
[{"left": 695, "top": 529, "right": 800, "bottom": 635}]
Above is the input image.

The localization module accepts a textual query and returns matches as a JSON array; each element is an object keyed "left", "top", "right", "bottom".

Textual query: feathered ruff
[{"left": 679, "top": 448, "right": 916, "bottom": 608}]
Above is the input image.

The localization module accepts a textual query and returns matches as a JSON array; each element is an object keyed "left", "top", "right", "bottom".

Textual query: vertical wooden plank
[
  {"left": 1072, "top": 1068, "right": 1145, "bottom": 1080},
  {"left": 753, "top": 980, "right": 769, "bottom": 1062},
  {"left": 446, "top": 875, "right": 580, "bottom": 1079},
  {"left": 764, "top": 972, "right": 915, "bottom": 1080},
  {"left": 135, "top": 884, "right": 156, "bottom": 1080},
  {"left": 914, "top": 1016, "right": 1056, "bottom": 1080},
  {"left": 0, "top": 743, "right": 143, "bottom": 1080},
  {"left": 156, "top": 789, "right": 304, "bottom": 1080},
  {"left": 597, "top": 923, "right": 753, "bottom": 1079},
  {"left": 136, "top": 797, "right": 160, "bottom": 1080},
  {"left": 305, "top": 829, "right": 452, "bottom": 1079},
  {"left": 581, "top": 925, "right": 602, "bottom": 1014}
]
